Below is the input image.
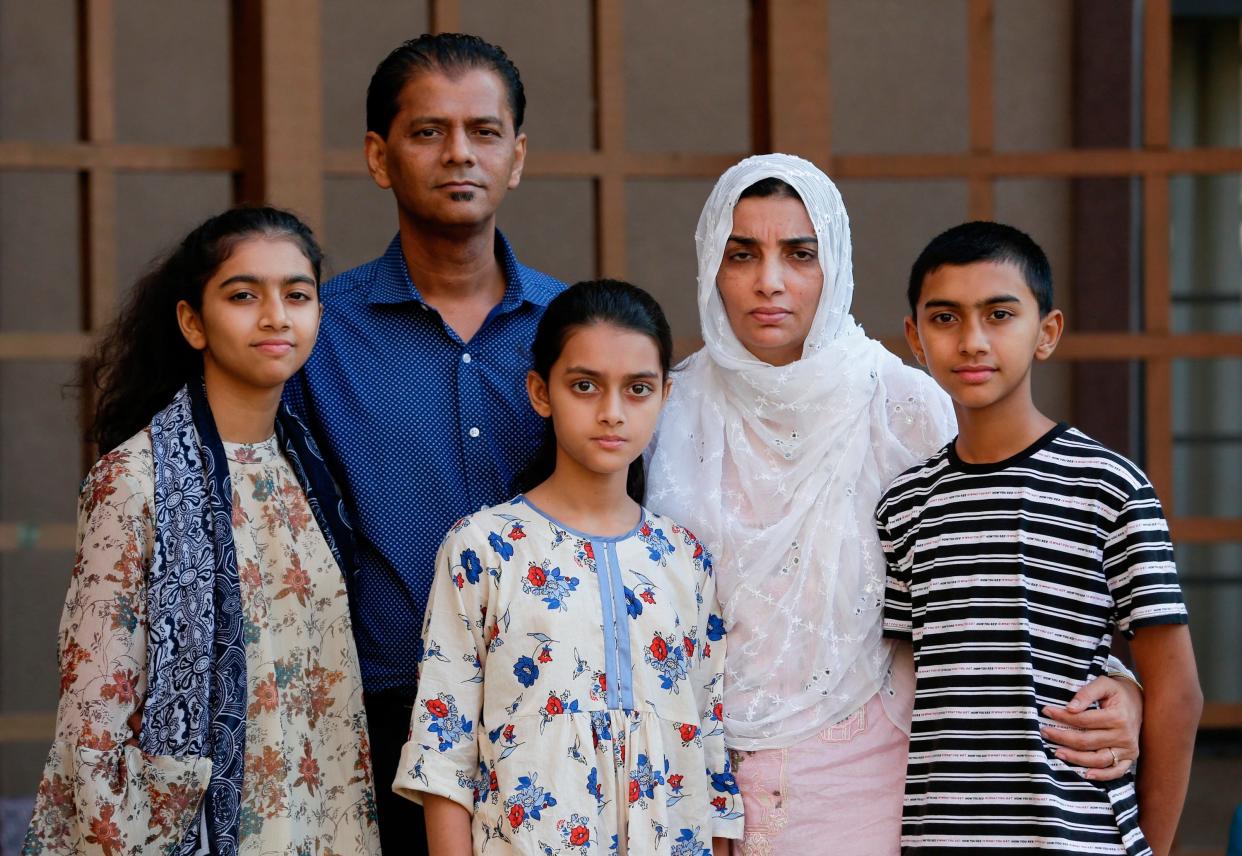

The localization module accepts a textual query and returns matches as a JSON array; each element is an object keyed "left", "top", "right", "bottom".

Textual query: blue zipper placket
[{"left": 592, "top": 539, "right": 636, "bottom": 711}]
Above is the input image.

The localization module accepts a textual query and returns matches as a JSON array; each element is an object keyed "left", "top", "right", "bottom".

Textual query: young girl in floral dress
[
  {"left": 24, "top": 207, "right": 380, "bottom": 855},
  {"left": 393, "top": 281, "right": 742, "bottom": 856}
]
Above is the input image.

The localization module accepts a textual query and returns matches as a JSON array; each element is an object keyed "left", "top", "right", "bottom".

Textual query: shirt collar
[{"left": 368, "top": 229, "right": 536, "bottom": 312}]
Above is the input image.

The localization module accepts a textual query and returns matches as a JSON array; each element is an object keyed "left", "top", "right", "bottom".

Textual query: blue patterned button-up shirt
[{"left": 284, "top": 232, "right": 565, "bottom": 695}]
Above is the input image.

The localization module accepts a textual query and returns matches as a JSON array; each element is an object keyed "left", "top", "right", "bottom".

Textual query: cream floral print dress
[
  {"left": 24, "top": 429, "right": 380, "bottom": 855},
  {"left": 394, "top": 497, "right": 744, "bottom": 856}
]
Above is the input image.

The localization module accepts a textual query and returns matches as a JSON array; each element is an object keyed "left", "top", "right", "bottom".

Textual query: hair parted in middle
[{"left": 515, "top": 279, "right": 674, "bottom": 504}]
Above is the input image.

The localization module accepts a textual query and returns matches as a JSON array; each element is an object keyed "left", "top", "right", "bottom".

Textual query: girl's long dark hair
[
  {"left": 87, "top": 206, "right": 323, "bottom": 454},
  {"left": 515, "top": 279, "right": 674, "bottom": 504}
]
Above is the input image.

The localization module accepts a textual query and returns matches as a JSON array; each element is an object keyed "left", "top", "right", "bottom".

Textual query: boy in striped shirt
[{"left": 876, "top": 221, "right": 1201, "bottom": 855}]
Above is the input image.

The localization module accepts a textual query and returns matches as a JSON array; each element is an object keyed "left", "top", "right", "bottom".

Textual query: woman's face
[
  {"left": 177, "top": 235, "right": 321, "bottom": 394},
  {"left": 715, "top": 194, "right": 824, "bottom": 367}
]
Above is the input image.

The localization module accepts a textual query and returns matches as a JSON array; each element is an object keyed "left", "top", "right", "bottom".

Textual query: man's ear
[
  {"left": 526, "top": 370, "right": 552, "bottom": 417},
  {"left": 507, "top": 132, "right": 527, "bottom": 190},
  {"left": 661, "top": 376, "right": 673, "bottom": 404},
  {"left": 903, "top": 315, "right": 927, "bottom": 367},
  {"left": 364, "top": 131, "right": 393, "bottom": 191},
  {"left": 177, "top": 300, "right": 207, "bottom": 351},
  {"left": 1035, "top": 308, "right": 1065, "bottom": 361}
]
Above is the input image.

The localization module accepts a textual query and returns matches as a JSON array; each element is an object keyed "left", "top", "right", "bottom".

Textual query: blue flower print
[
  {"left": 522, "top": 560, "right": 580, "bottom": 611},
  {"left": 586, "top": 766, "right": 606, "bottom": 812},
  {"left": 671, "top": 827, "right": 710, "bottom": 856},
  {"left": 488, "top": 531, "right": 514, "bottom": 561},
  {"left": 644, "top": 632, "right": 691, "bottom": 692},
  {"left": 513, "top": 655, "right": 539, "bottom": 688},
  {"left": 419, "top": 692, "right": 473, "bottom": 753},
  {"left": 627, "top": 753, "right": 665, "bottom": 808},
  {"left": 706, "top": 613, "right": 726, "bottom": 641},
  {"left": 624, "top": 586, "right": 643, "bottom": 618},
  {"left": 504, "top": 773, "right": 558, "bottom": 832},
  {"left": 557, "top": 812, "right": 594, "bottom": 850},
  {"left": 710, "top": 769, "right": 739, "bottom": 795},
  {"left": 637, "top": 520, "right": 675, "bottom": 565}
]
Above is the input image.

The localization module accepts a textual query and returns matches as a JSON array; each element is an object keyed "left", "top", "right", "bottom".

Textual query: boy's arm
[
  {"left": 1128, "top": 624, "right": 1202, "bottom": 856},
  {"left": 424, "top": 793, "right": 473, "bottom": 856}
]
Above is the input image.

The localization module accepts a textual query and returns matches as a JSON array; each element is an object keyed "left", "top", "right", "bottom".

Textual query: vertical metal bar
[
  {"left": 967, "top": 0, "right": 994, "bottom": 220},
  {"left": 593, "top": 0, "right": 627, "bottom": 279}
]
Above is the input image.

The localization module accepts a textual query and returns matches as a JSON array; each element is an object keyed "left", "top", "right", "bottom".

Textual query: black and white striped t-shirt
[{"left": 876, "top": 423, "right": 1187, "bottom": 855}]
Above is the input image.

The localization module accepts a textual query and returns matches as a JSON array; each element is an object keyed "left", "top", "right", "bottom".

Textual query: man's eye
[
  {"left": 230, "top": 291, "right": 256, "bottom": 302},
  {"left": 990, "top": 309, "right": 1013, "bottom": 320},
  {"left": 572, "top": 380, "right": 595, "bottom": 393},
  {"left": 630, "top": 383, "right": 654, "bottom": 397}
]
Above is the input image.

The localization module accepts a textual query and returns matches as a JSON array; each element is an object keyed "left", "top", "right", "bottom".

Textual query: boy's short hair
[
  {"left": 366, "top": 33, "right": 526, "bottom": 137},
  {"left": 908, "top": 221, "right": 1053, "bottom": 316}
]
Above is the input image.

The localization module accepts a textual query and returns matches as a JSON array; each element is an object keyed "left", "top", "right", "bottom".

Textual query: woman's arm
[
  {"left": 424, "top": 793, "right": 474, "bottom": 856},
  {"left": 1128, "top": 624, "right": 1202, "bottom": 856}
]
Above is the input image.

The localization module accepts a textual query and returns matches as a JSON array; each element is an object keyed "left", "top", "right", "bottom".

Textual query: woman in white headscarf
[{"left": 647, "top": 154, "right": 1142, "bottom": 855}]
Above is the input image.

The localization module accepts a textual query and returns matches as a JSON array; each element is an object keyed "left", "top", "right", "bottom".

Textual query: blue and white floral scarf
[{"left": 143, "top": 383, "right": 353, "bottom": 855}]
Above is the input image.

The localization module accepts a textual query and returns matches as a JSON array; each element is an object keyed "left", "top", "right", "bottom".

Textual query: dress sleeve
[
  {"left": 24, "top": 445, "right": 211, "bottom": 855},
  {"left": 1104, "top": 481, "right": 1188, "bottom": 637},
  {"left": 392, "top": 522, "right": 491, "bottom": 812},
  {"left": 877, "top": 498, "right": 913, "bottom": 642},
  {"left": 692, "top": 541, "right": 744, "bottom": 841}
]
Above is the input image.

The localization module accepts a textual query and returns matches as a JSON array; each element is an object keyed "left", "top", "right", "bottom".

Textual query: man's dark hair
[
  {"left": 907, "top": 220, "right": 1054, "bottom": 316},
  {"left": 366, "top": 33, "right": 526, "bottom": 137}
]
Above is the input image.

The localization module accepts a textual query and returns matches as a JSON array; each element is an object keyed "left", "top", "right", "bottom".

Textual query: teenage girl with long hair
[
  {"left": 393, "top": 280, "right": 742, "bottom": 856},
  {"left": 24, "top": 207, "right": 380, "bottom": 855}
]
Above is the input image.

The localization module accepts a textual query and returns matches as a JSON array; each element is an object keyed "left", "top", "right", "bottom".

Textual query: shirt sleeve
[
  {"left": 877, "top": 496, "right": 913, "bottom": 642},
  {"left": 392, "top": 522, "right": 491, "bottom": 812},
  {"left": 691, "top": 541, "right": 744, "bottom": 841},
  {"left": 1104, "top": 481, "right": 1188, "bottom": 637},
  {"left": 25, "top": 445, "right": 211, "bottom": 854}
]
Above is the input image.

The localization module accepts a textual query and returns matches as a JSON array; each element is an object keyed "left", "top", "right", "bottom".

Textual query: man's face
[
  {"left": 904, "top": 260, "right": 1062, "bottom": 414},
  {"left": 365, "top": 68, "right": 527, "bottom": 230}
]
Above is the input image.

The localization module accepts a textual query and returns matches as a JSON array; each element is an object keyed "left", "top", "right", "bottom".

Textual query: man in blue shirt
[{"left": 284, "top": 34, "right": 564, "bottom": 852}]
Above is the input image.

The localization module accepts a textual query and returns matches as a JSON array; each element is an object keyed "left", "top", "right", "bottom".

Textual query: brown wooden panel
[
  {"left": 78, "top": 0, "right": 116, "bottom": 331},
  {"left": 1144, "top": 0, "right": 1171, "bottom": 150},
  {"left": 429, "top": 0, "right": 460, "bottom": 34},
  {"left": 0, "top": 522, "right": 77, "bottom": 552},
  {"left": 593, "top": 0, "right": 627, "bottom": 279},
  {"left": 0, "top": 712, "right": 56, "bottom": 744},
  {"left": 879, "top": 332, "right": 1242, "bottom": 362},
  {"left": 967, "top": 0, "right": 994, "bottom": 220},
  {"left": 1169, "top": 518, "right": 1242, "bottom": 544},
  {"left": 0, "top": 141, "right": 242, "bottom": 171},
  {"left": 1200, "top": 703, "right": 1242, "bottom": 730},
  {"left": 832, "top": 148, "right": 1242, "bottom": 179},
  {"left": 0, "top": 333, "right": 93, "bottom": 360},
  {"left": 757, "top": 0, "right": 830, "bottom": 166}
]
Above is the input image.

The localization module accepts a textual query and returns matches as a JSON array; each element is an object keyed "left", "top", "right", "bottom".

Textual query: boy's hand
[{"left": 1040, "top": 675, "right": 1142, "bottom": 780}]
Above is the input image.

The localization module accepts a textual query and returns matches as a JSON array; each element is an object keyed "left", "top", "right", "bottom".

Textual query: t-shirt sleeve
[
  {"left": 877, "top": 495, "right": 913, "bottom": 642},
  {"left": 1104, "top": 481, "right": 1187, "bottom": 637}
]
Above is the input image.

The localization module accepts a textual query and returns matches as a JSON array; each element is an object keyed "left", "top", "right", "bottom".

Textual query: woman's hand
[{"left": 1041, "top": 675, "right": 1142, "bottom": 781}]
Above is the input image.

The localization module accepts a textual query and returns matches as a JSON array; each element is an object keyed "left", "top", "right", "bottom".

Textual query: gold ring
[{"left": 1108, "top": 747, "right": 1120, "bottom": 766}]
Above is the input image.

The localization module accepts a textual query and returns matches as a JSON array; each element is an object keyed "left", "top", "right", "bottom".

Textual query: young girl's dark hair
[
  {"left": 516, "top": 279, "right": 674, "bottom": 504},
  {"left": 87, "top": 205, "right": 323, "bottom": 454}
]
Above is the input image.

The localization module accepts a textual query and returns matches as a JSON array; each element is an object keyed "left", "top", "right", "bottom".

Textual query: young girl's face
[
  {"left": 528, "top": 321, "right": 671, "bottom": 481},
  {"left": 177, "top": 235, "right": 321, "bottom": 394}
]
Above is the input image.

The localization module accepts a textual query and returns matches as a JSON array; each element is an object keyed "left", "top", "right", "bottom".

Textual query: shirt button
[
  {"left": 462, "top": 352, "right": 472, "bottom": 363},
  {"left": 468, "top": 427, "right": 480, "bottom": 438}
]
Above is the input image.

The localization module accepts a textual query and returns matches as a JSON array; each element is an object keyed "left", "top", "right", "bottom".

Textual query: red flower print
[
  {"left": 628, "top": 779, "right": 640, "bottom": 803},
  {"left": 78, "top": 722, "right": 117, "bottom": 751},
  {"left": 683, "top": 636, "right": 695, "bottom": 657},
  {"left": 454, "top": 573, "right": 465, "bottom": 589},
  {"left": 713, "top": 702, "right": 723, "bottom": 721},
  {"left": 640, "top": 522, "right": 652, "bottom": 537},
  {"left": 668, "top": 774, "right": 684, "bottom": 791},
  {"left": 509, "top": 524, "right": 526, "bottom": 540},
  {"left": 650, "top": 635, "right": 668, "bottom": 661},
  {"left": 703, "top": 643, "right": 712, "bottom": 658},
  {"left": 712, "top": 796, "right": 727, "bottom": 811},
  {"left": 502, "top": 724, "right": 515, "bottom": 742},
  {"left": 426, "top": 699, "right": 449, "bottom": 718},
  {"left": 508, "top": 804, "right": 525, "bottom": 828},
  {"left": 570, "top": 826, "right": 590, "bottom": 846},
  {"left": 599, "top": 673, "right": 607, "bottom": 691},
  {"left": 489, "top": 624, "right": 500, "bottom": 643},
  {"left": 639, "top": 589, "right": 655, "bottom": 604},
  {"left": 99, "top": 669, "right": 139, "bottom": 706},
  {"left": 489, "top": 770, "right": 499, "bottom": 791},
  {"left": 248, "top": 673, "right": 279, "bottom": 716},
  {"left": 583, "top": 542, "right": 595, "bottom": 560},
  {"left": 60, "top": 639, "right": 91, "bottom": 692},
  {"left": 527, "top": 564, "right": 546, "bottom": 587},
  {"left": 294, "top": 738, "right": 321, "bottom": 795},
  {"left": 679, "top": 723, "right": 698, "bottom": 743},
  {"left": 84, "top": 803, "right": 123, "bottom": 856},
  {"left": 538, "top": 647, "right": 553, "bottom": 663},
  {"left": 275, "top": 557, "right": 313, "bottom": 606},
  {"left": 545, "top": 695, "right": 564, "bottom": 715},
  {"left": 693, "top": 542, "right": 704, "bottom": 559}
]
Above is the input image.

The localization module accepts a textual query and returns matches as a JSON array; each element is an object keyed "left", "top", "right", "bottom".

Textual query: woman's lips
[
  {"left": 954, "top": 366, "right": 996, "bottom": 383},
  {"left": 750, "top": 308, "right": 790, "bottom": 324},
  {"left": 592, "top": 436, "right": 627, "bottom": 451},
  {"left": 253, "top": 340, "right": 294, "bottom": 356}
]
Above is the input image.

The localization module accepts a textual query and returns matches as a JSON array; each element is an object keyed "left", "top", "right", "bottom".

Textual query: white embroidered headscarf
[{"left": 647, "top": 154, "right": 955, "bottom": 750}]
